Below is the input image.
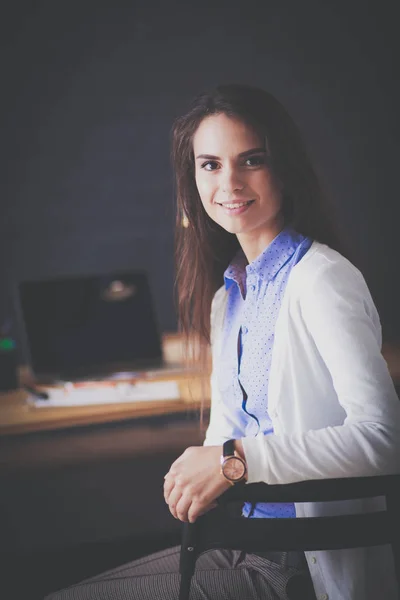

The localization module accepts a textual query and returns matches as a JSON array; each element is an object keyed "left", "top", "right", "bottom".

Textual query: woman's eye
[
  {"left": 244, "top": 155, "right": 265, "bottom": 167},
  {"left": 201, "top": 161, "right": 219, "bottom": 171},
  {"left": 199, "top": 156, "right": 265, "bottom": 171}
]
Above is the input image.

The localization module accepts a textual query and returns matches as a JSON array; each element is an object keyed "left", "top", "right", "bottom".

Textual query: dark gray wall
[{"left": 1, "top": 1, "right": 399, "bottom": 353}]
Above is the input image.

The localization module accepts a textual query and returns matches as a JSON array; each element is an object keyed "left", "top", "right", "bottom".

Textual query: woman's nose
[{"left": 221, "top": 167, "right": 244, "bottom": 193}]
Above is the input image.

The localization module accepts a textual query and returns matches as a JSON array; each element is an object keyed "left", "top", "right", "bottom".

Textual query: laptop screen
[{"left": 17, "top": 270, "right": 163, "bottom": 380}]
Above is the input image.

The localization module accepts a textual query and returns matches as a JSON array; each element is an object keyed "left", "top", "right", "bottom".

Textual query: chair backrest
[{"left": 179, "top": 474, "right": 400, "bottom": 600}]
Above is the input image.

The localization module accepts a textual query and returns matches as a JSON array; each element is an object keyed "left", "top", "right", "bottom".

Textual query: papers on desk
[{"left": 28, "top": 380, "right": 181, "bottom": 408}]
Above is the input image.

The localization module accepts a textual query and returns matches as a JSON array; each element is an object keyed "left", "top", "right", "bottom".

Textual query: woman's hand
[{"left": 163, "top": 445, "right": 231, "bottom": 523}]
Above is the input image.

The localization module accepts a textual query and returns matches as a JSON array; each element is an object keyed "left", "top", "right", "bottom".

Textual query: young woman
[{"left": 46, "top": 85, "right": 400, "bottom": 600}]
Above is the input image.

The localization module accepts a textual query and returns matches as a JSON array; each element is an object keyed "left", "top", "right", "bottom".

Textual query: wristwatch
[{"left": 220, "top": 439, "right": 247, "bottom": 484}]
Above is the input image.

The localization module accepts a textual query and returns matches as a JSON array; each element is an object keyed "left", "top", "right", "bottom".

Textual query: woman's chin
[{"left": 216, "top": 217, "right": 252, "bottom": 236}]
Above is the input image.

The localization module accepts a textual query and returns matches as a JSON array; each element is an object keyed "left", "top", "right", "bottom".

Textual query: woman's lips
[{"left": 218, "top": 200, "right": 255, "bottom": 215}]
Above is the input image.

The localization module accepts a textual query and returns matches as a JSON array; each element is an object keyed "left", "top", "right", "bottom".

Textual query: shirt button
[
  {"left": 310, "top": 556, "right": 317, "bottom": 564},
  {"left": 242, "top": 325, "right": 248, "bottom": 334},
  {"left": 249, "top": 284, "right": 256, "bottom": 292},
  {"left": 319, "top": 595, "right": 329, "bottom": 600}
]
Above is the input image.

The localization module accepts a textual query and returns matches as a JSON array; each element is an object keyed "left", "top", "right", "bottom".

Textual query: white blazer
[{"left": 204, "top": 241, "right": 400, "bottom": 600}]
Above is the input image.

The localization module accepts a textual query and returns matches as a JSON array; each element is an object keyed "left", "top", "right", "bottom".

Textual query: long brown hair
[{"left": 172, "top": 83, "right": 350, "bottom": 352}]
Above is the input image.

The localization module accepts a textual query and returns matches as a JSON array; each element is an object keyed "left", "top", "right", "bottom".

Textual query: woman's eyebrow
[{"left": 195, "top": 147, "right": 266, "bottom": 160}]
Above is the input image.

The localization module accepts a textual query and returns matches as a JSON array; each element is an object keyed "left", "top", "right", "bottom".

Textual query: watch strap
[{"left": 223, "top": 439, "right": 236, "bottom": 457}]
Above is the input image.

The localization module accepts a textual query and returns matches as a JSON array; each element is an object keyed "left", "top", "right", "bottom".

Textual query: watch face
[{"left": 223, "top": 456, "right": 246, "bottom": 482}]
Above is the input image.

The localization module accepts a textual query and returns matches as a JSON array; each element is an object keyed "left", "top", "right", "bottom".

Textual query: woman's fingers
[
  {"left": 171, "top": 495, "right": 218, "bottom": 523},
  {"left": 175, "top": 494, "right": 192, "bottom": 523},
  {"left": 163, "top": 446, "right": 229, "bottom": 522},
  {"left": 163, "top": 473, "right": 175, "bottom": 503},
  {"left": 165, "top": 483, "right": 183, "bottom": 519},
  {"left": 187, "top": 501, "right": 218, "bottom": 524}
]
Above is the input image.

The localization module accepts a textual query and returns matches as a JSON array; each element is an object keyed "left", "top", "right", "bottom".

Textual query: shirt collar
[
  {"left": 224, "top": 227, "right": 307, "bottom": 290},
  {"left": 224, "top": 249, "right": 248, "bottom": 291}
]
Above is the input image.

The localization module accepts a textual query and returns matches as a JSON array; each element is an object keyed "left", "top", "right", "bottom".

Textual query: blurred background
[
  {"left": 0, "top": 1, "right": 399, "bottom": 598},
  {"left": 1, "top": 0, "right": 399, "bottom": 349}
]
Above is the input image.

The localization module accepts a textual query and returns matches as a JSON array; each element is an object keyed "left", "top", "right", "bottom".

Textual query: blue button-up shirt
[{"left": 220, "top": 227, "right": 312, "bottom": 518}]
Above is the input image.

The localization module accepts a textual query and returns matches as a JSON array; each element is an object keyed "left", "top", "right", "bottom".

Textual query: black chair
[{"left": 179, "top": 474, "right": 400, "bottom": 600}]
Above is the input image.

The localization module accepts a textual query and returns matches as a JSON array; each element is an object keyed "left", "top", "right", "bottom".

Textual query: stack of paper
[{"left": 28, "top": 380, "right": 180, "bottom": 408}]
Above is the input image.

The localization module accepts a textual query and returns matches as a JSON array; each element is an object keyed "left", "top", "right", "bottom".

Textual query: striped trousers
[{"left": 44, "top": 546, "right": 317, "bottom": 600}]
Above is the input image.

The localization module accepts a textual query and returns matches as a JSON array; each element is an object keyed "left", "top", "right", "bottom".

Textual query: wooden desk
[
  {"left": 0, "top": 334, "right": 210, "bottom": 556},
  {"left": 1, "top": 334, "right": 399, "bottom": 437},
  {"left": 0, "top": 333, "right": 211, "bottom": 436}
]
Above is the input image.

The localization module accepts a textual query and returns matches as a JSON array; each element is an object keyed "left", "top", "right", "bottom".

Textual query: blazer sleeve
[{"left": 242, "top": 259, "right": 400, "bottom": 484}]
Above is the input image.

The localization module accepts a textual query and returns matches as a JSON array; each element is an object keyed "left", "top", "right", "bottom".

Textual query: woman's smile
[{"left": 216, "top": 199, "right": 255, "bottom": 215}]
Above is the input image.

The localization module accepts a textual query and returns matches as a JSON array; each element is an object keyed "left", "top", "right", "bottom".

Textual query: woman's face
[{"left": 193, "top": 113, "right": 282, "bottom": 239}]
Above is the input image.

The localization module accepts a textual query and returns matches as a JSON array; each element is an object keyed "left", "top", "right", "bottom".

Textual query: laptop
[{"left": 16, "top": 270, "right": 167, "bottom": 383}]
